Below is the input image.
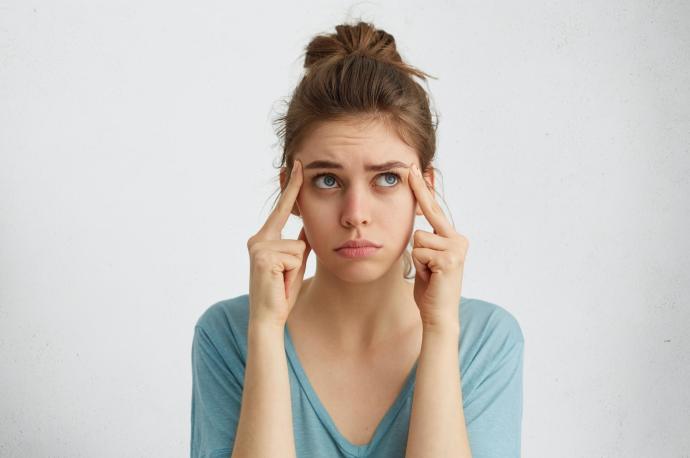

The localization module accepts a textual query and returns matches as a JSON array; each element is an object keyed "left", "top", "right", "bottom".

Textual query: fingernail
[
  {"left": 411, "top": 163, "right": 420, "bottom": 176},
  {"left": 291, "top": 161, "right": 299, "bottom": 176}
]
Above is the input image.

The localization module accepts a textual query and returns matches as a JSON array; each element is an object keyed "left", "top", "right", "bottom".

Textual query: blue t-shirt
[{"left": 190, "top": 294, "right": 524, "bottom": 458}]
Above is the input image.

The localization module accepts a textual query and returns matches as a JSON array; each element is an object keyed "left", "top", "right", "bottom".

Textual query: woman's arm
[
  {"left": 406, "top": 321, "right": 472, "bottom": 458},
  {"left": 231, "top": 321, "right": 297, "bottom": 458}
]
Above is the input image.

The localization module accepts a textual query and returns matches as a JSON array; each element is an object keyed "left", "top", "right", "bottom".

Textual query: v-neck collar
[{"left": 284, "top": 324, "right": 418, "bottom": 457}]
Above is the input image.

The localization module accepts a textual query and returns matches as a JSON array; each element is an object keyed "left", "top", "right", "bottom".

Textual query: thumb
[
  {"left": 411, "top": 250, "right": 430, "bottom": 284},
  {"left": 296, "top": 226, "right": 311, "bottom": 276},
  {"left": 286, "top": 227, "right": 311, "bottom": 305}
]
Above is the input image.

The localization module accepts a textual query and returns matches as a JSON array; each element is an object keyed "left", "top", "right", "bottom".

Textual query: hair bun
[{"left": 304, "top": 21, "right": 430, "bottom": 80}]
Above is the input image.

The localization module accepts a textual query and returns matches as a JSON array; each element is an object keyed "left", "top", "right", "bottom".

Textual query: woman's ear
[
  {"left": 415, "top": 167, "right": 435, "bottom": 216},
  {"left": 280, "top": 166, "right": 301, "bottom": 217}
]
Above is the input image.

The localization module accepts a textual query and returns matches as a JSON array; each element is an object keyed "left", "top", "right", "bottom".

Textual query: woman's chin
[{"left": 326, "top": 258, "right": 398, "bottom": 284}]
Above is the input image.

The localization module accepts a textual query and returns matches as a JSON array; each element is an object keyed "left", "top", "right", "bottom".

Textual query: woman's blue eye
[
  {"left": 314, "top": 174, "right": 338, "bottom": 188},
  {"left": 313, "top": 172, "right": 400, "bottom": 189},
  {"left": 376, "top": 172, "right": 400, "bottom": 187}
]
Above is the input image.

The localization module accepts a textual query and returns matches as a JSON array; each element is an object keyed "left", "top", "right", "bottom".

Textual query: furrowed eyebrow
[{"left": 304, "top": 160, "right": 409, "bottom": 172}]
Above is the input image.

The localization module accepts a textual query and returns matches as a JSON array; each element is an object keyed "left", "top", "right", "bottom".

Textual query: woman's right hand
[{"left": 246, "top": 160, "right": 311, "bottom": 328}]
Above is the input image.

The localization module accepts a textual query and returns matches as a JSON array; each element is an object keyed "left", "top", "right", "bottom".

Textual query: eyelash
[{"left": 312, "top": 172, "right": 402, "bottom": 189}]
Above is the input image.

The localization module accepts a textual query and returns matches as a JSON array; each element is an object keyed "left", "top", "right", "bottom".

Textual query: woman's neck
[{"left": 289, "top": 262, "right": 421, "bottom": 354}]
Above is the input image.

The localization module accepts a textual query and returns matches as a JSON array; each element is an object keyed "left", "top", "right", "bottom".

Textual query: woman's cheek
[{"left": 388, "top": 191, "right": 415, "bottom": 213}]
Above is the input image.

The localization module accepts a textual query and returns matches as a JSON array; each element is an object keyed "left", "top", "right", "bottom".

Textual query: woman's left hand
[{"left": 407, "top": 163, "right": 469, "bottom": 329}]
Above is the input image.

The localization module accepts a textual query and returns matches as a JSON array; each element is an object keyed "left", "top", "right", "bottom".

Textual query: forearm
[
  {"left": 231, "top": 321, "right": 297, "bottom": 458},
  {"left": 406, "top": 321, "right": 472, "bottom": 458}
]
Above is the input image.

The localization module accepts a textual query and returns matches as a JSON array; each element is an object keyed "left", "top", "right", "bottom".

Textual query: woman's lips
[{"left": 335, "top": 246, "right": 381, "bottom": 258}]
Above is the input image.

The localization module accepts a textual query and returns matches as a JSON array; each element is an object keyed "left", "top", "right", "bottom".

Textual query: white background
[{"left": 1, "top": 1, "right": 688, "bottom": 456}]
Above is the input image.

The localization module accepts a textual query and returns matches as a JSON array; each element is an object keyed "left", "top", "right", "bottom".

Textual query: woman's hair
[{"left": 270, "top": 20, "right": 447, "bottom": 279}]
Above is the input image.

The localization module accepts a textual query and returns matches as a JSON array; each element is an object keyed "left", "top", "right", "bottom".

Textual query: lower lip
[{"left": 335, "top": 246, "right": 381, "bottom": 258}]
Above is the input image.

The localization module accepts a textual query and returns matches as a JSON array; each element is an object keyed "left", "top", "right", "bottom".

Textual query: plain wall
[{"left": 1, "top": 0, "right": 688, "bottom": 456}]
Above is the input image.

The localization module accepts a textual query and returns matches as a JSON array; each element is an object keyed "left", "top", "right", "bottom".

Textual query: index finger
[
  {"left": 407, "top": 162, "right": 454, "bottom": 237},
  {"left": 261, "top": 159, "right": 303, "bottom": 237}
]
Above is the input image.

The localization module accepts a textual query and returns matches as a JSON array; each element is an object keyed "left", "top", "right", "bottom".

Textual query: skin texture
[{"left": 279, "top": 116, "right": 436, "bottom": 354}]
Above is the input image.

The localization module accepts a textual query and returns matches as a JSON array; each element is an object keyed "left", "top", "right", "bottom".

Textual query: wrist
[
  {"left": 422, "top": 319, "right": 460, "bottom": 337},
  {"left": 248, "top": 318, "right": 286, "bottom": 337}
]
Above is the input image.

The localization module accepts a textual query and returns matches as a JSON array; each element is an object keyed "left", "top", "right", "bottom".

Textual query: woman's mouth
[
  {"left": 335, "top": 246, "right": 381, "bottom": 258},
  {"left": 334, "top": 238, "right": 383, "bottom": 259}
]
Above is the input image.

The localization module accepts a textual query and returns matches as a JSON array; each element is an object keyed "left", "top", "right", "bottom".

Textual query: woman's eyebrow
[{"left": 304, "top": 160, "right": 408, "bottom": 172}]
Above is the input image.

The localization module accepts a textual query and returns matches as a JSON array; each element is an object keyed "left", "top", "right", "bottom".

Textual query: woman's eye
[
  {"left": 375, "top": 172, "right": 401, "bottom": 187},
  {"left": 313, "top": 173, "right": 339, "bottom": 189},
  {"left": 313, "top": 172, "right": 401, "bottom": 189}
]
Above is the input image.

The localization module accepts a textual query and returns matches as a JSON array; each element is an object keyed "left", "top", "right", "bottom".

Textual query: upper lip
[{"left": 335, "top": 238, "right": 383, "bottom": 250}]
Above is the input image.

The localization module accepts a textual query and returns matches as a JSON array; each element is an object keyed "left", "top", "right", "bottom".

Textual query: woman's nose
[{"left": 340, "top": 184, "right": 371, "bottom": 228}]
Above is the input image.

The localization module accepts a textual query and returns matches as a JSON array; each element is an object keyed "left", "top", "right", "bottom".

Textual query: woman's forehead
[
  {"left": 296, "top": 120, "right": 418, "bottom": 166},
  {"left": 303, "top": 117, "right": 403, "bottom": 142}
]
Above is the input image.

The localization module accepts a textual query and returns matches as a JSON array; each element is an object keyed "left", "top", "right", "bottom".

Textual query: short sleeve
[
  {"left": 190, "top": 324, "right": 244, "bottom": 458},
  {"left": 463, "top": 308, "right": 524, "bottom": 458}
]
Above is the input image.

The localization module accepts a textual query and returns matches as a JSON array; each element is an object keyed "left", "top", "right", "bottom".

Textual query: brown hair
[{"left": 270, "top": 20, "right": 450, "bottom": 279}]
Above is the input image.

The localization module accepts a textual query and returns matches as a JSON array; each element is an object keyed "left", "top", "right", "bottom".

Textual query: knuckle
[
  {"left": 413, "top": 229, "right": 427, "bottom": 245},
  {"left": 247, "top": 231, "right": 266, "bottom": 249},
  {"left": 247, "top": 238, "right": 262, "bottom": 255},
  {"left": 252, "top": 250, "right": 273, "bottom": 269}
]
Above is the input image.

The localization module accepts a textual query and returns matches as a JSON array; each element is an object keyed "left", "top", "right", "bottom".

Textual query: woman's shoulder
[
  {"left": 457, "top": 296, "right": 524, "bottom": 398},
  {"left": 459, "top": 296, "right": 524, "bottom": 345},
  {"left": 194, "top": 294, "right": 251, "bottom": 353}
]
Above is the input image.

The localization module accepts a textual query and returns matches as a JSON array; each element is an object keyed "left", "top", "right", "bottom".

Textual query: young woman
[{"left": 191, "top": 21, "right": 524, "bottom": 458}]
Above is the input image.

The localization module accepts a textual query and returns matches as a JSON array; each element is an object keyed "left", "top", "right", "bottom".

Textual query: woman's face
[{"left": 284, "top": 117, "right": 433, "bottom": 283}]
